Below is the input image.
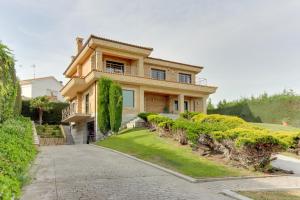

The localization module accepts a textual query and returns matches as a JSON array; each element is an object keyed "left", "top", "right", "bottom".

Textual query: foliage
[
  {"left": 35, "top": 124, "right": 63, "bottom": 138},
  {"left": 0, "top": 42, "right": 18, "bottom": 123},
  {"left": 14, "top": 80, "right": 22, "bottom": 115},
  {"left": 137, "top": 112, "right": 157, "bottom": 122},
  {"left": 109, "top": 82, "right": 123, "bottom": 133},
  {"left": 22, "top": 100, "right": 69, "bottom": 124},
  {"left": 97, "top": 77, "right": 112, "bottom": 134},
  {"left": 179, "top": 111, "right": 200, "bottom": 120},
  {"left": 209, "top": 90, "right": 300, "bottom": 127},
  {"left": 147, "top": 114, "right": 171, "bottom": 126},
  {"left": 30, "top": 96, "right": 52, "bottom": 125},
  {"left": 0, "top": 117, "right": 37, "bottom": 200}
]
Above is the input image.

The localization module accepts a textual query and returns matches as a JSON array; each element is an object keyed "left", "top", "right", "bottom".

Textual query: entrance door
[{"left": 86, "top": 121, "right": 95, "bottom": 144}]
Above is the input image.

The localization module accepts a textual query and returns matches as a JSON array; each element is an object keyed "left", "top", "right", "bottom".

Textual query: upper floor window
[
  {"left": 106, "top": 61, "right": 124, "bottom": 74},
  {"left": 151, "top": 69, "right": 166, "bottom": 80},
  {"left": 179, "top": 73, "right": 191, "bottom": 84},
  {"left": 85, "top": 93, "right": 89, "bottom": 114}
]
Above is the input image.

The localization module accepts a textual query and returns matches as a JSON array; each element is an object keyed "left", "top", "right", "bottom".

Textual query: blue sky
[{"left": 1, "top": 0, "right": 300, "bottom": 103}]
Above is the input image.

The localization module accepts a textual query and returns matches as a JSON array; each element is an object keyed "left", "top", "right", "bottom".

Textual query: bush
[
  {"left": 109, "top": 82, "right": 123, "bottom": 133},
  {"left": 274, "top": 131, "right": 300, "bottom": 150},
  {"left": 35, "top": 124, "right": 63, "bottom": 138},
  {"left": 22, "top": 100, "right": 69, "bottom": 124},
  {"left": 138, "top": 112, "right": 157, "bottom": 122},
  {"left": 97, "top": 77, "right": 112, "bottom": 134},
  {"left": 180, "top": 111, "right": 200, "bottom": 120},
  {"left": 0, "top": 117, "right": 37, "bottom": 199},
  {"left": 147, "top": 114, "right": 171, "bottom": 126}
]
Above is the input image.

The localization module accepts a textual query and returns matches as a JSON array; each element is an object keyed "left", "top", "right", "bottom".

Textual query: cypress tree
[
  {"left": 97, "top": 77, "right": 112, "bottom": 134},
  {"left": 109, "top": 82, "right": 123, "bottom": 133}
]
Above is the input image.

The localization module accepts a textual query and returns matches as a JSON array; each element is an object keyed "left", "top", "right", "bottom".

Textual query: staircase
[{"left": 62, "top": 125, "right": 74, "bottom": 145}]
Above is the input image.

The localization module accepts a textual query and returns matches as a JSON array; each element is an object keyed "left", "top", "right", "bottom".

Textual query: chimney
[{"left": 76, "top": 37, "right": 84, "bottom": 54}]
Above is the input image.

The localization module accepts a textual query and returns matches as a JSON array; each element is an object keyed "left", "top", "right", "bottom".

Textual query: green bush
[
  {"left": 109, "top": 82, "right": 123, "bottom": 133},
  {"left": 0, "top": 117, "right": 37, "bottom": 199},
  {"left": 97, "top": 77, "right": 112, "bottom": 134},
  {"left": 180, "top": 111, "right": 200, "bottom": 120},
  {"left": 138, "top": 112, "right": 157, "bottom": 122},
  {"left": 273, "top": 131, "right": 300, "bottom": 149},
  {"left": 0, "top": 42, "right": 18, "bottom": 123},
  {"left": 147, "top": 114, "right": 171, "bottom": 125},
  {"left": 35, "top": 124, "right": 63, "bottom": 138}
]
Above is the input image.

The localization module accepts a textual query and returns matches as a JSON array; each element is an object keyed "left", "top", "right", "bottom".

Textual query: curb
[
  {"left": 221, "top": 190, "right": 252, "bottom": 200},
  {"left": 89, "top": 144, "right": 197, "bottom": 183},
  {"left": 90, "top": 144, "right": 288, "bottom": 183}
]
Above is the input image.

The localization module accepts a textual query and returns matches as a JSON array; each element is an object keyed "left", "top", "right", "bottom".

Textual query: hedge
[
  {"left": 0, "top": 117, "right": 37, "bottom": 199},
  {"left": 144, "top": 112, "right": 290, "bottom": 170},
  {"left": 21, "top": 100, "right": 69, "bottom": 124}
]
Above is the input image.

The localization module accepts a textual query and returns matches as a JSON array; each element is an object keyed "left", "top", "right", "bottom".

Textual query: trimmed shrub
[
  {"left": 109, "top": 82, "right": 123, "bottom": 133},
  {"left": 138, "top": 112, "right": 157, "bottom": 122},
  {"left": 147, "top": 115, "right": 171, "bottom": 126},
  {"left": 0, "top": 117, "right": 37, "bottom": 199},
  {"left": 35, "top": 124, "right": 63, "bottom": 138},
  {"left": 97, "top": 77, "right": 112, "bottom": 134},
  {"left": 180, "top": 111, "right": 200, "bottom": 120}
]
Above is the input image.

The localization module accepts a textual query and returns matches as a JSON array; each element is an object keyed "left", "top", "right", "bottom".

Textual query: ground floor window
[
  {"left": 184, "top": 101, "right": 189, "bottom": 111},
  {"left": 174, "top": 100, "right": 179, "bottom": 111},
  {"left": 123, "top": 89, "right": 134, "bottom": 108}
]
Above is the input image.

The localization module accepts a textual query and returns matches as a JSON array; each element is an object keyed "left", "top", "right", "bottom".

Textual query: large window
[
  {"left": 174, "top": 100, "right": 179, "bottom": 111},
  {"left": 106, "top": 61, "right": 124, "bottom": 74},
  {"left": 151, "top": 68, "right": 166, "bottom": 80},
  {"left": 179, "top": 73, "right": 191, "bottom": 84},
  {"left": 123, "top": 89, "right": 134, "bottom": 108}
]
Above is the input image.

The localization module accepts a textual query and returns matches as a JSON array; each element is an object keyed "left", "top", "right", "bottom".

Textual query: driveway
[{"left": 21, "top": 145, "right": 231, "bottom": 200}]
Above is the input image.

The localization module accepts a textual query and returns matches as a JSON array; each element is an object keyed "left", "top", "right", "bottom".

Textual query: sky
[{"left": 1, "top": 0, "right": 300, "bottom": 104}]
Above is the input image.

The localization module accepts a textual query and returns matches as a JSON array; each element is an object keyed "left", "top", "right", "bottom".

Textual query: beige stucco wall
[{"left": 81, "top": 57, "right": 92, "bottom": 77}]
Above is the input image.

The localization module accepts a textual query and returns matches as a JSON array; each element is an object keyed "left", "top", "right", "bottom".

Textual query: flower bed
[
  {"left": 0, "top": 117, "right": 37, "bottom": 200},
  {"left": 146, "top": 112, "right": 300, "bottom": 171}
]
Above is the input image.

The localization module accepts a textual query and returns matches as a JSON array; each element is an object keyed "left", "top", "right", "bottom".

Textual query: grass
[
  {"left": 251, "top": 122, "right": 300, "bottom": 132},
  {"left": 97, "top": 128, "right": 257, "bottom": 178},
  {"left": 239, "top": 190, "right": 300, "bottom": 200},
  {"left": 35, "top": 124, "right": 63, "bottom": 138}
]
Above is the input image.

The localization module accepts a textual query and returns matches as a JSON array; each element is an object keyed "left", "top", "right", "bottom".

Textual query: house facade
[
  {"left": 20, "top": 76, "right": 64, "bottom": 101},
  {"left": 61, "top": 35, "right": 217, "bottom": 144}
]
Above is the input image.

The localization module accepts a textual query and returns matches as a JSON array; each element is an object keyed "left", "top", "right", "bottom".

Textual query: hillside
[{"left": 209, "top": 91, "right": 300, "bottom": 127}]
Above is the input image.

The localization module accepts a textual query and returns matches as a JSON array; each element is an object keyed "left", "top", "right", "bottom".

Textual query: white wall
[
  {"left": 21, "top": 84, "right": 32, "bottom": 99},
  {"left": 21, "top": 77, "right": 64, "bottom": 101}
]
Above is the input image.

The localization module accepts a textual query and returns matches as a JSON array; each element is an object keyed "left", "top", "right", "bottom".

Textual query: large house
[
  {"left": 61, "top": 35, "right": 217, "bottom": 143},
  {"left": 20, "top": 76, "right": 64, "bottom": 101}
]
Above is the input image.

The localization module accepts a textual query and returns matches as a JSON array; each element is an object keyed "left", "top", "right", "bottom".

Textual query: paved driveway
[{"left": 21, "top": 145, "right": 231, "bottom": 200}]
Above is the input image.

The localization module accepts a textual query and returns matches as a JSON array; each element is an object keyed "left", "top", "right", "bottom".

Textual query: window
[
  {"left": 106, "top": 61, "right": 124, "bottom": 74},
  {"left": 85, "top": 94, "right": 89, "bottom": 114},
  {"left": 179, "top": 73, "right": 191, "bottom": 84},
  {"left": 184, "top": 101, "right": 189, "bottom": 111},
  {"left": 174, "top": 100, "right": 179, "bottom": 111},
  {"left": 151, "top": 69, "right": 166, "bottom": 80},
  {"left": 123, "top": 90, "right": 134, "bottom": 108}
]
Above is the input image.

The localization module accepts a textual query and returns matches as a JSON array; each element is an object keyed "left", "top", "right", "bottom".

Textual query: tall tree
[
  {"left": 109, "top": 82, "right": 123, "bottom": 133},
  {"left": 14, "top": 80, "right": 22, "bottom": 115},
  {"left": 0, "top": 42, "right": 17, "bottom": 122},
  {"left": 30, "top": 96, "right": 52, "bottom": 125},
  {"left": 97, "top": 77, "right": 112, "bottom": 134}
]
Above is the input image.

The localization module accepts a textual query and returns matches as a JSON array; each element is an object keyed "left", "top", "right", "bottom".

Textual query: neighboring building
[
  {"left": 61, "top": 35, "right": 217, "bottom": 143},
  {"left": 20, "top": 76, "right": 64, "bottom": 101}
]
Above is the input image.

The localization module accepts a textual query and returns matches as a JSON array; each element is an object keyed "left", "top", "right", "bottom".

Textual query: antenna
[{"left": 31, "top": 64, "right": 36, "bottom": 79}]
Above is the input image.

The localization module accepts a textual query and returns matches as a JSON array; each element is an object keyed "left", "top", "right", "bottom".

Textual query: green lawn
[
  {"left": 239, "top": 190, "right": 300, "bottom": 200},
  {"left": 97, "top": 128, "right": 257, "bottom": 178},
  {"left": 251, "top": 123, "right": 300, "bottom": 132}
]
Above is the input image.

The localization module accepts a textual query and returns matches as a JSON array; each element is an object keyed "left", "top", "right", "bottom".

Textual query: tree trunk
[{"left": 39, "top": 108, "right": 43, "bottom": 125}]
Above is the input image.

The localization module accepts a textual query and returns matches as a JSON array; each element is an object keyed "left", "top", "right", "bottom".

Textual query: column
[
  {"left": 202, "top": 96, "right": 208, "bottom": 114},
  {"left": 178, "top": 94, "right": 185, "bottom": 113},
  {"left": 139, "top": 87, "right": 144, "bottom": 112},
  {"left": 95, "top": 48, "right": 103, "bottom": 72},
  {"left": 137, "top": 57, "right": 144, "bottom": 77}
]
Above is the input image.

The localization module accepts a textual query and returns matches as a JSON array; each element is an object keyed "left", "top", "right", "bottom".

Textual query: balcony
[{"left": 62, "top": 102, "right": 91, "bottom": 123}]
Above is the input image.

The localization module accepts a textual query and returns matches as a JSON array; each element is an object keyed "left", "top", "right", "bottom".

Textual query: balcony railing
[{"left": 62, "top": 102, "right": 77, "bottom": 121}]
